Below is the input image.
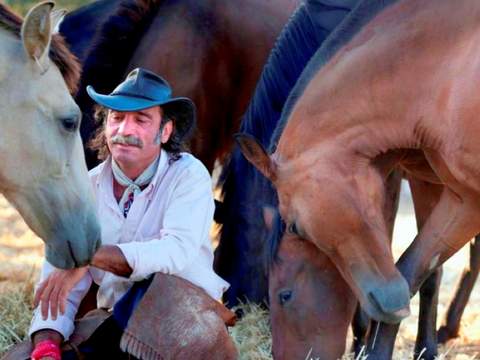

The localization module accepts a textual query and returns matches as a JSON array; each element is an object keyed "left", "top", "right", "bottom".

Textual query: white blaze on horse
[{"left": 0, "top": 1, "right": 100, "bottom": 268}]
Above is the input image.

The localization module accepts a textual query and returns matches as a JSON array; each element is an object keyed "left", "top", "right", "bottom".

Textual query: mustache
[{"left": 111, "top": 135, "right": 144, "bottom": 148}]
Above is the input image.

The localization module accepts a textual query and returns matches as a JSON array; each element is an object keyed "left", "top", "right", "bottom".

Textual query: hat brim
[
  {"left": 87, "top": 85, "right": 190, "bottom": 111},
  {"left": 87, "top": 86, "right": 196, "bottom": 140}
]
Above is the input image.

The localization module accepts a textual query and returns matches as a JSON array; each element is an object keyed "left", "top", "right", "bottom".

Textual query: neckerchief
[{"left": 112, "top": 155, "right": 159, "bottom": 217}]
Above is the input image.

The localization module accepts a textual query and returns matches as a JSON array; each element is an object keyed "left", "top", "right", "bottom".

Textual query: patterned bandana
[{"left": 112, "top": 155, "right": 160, "bottom": 217}]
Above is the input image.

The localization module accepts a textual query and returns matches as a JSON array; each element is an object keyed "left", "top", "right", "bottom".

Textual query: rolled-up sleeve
[
  {"left": 117, "top": 164, "right": 215, "bottom": 281},
  {"left": 29, "top": 261, "right": 92, "bottom": 340}
]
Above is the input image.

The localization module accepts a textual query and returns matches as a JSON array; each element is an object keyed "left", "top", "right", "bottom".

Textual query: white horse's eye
[{"left": 61, "top": 116, "right": 79, "bottom": 132}]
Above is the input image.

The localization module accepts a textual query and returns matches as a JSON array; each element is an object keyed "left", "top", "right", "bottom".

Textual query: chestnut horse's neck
[{"left": 276, "top": 0, "right": 480, "bottom": 171}]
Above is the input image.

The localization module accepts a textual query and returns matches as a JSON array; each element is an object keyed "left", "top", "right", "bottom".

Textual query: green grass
[{"left": 4, "top": 0, "right": 94, "bottom": 16}]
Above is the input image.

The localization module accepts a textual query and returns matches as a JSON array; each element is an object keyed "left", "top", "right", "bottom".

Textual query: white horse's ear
[
  {"left": 21, "top": 1, "right": 55, "bottom": 72},
  {"left": 51, "top": 9, "right": 67, "bottom": 34}
]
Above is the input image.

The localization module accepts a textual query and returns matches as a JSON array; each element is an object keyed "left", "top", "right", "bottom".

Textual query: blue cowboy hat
[{"left": 86, "top": 68, "right": 196, "bottom": 141}]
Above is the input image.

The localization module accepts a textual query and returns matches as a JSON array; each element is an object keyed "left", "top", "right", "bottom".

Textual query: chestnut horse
[
  {"left": 217, "top": 0, "right": 442, "bottom": 357},
  {"left": 0, "top": 2, "right": 100, "bottom": 269},
  {"left": 65, "top": 0, "right": 299, "bottom": 170},
  {"left": 264, "top": 207, "right": 357, "bottom": 360},
  {"left": 238, "top": 0, "right": 480, "bottom": 357},
  {"left": 266, "top": 170, "right": 402, "bottom": 359}
]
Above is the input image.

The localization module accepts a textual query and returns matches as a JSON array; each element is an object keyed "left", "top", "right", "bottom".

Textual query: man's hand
[
  {"left": 33, "top": 246, "right": 131, "bottom": 321},
  {"left": 34, "top": 267, "right": 88, "bottom": 320}
]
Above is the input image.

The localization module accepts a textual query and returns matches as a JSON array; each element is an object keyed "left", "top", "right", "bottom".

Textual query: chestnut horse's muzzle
[{"left": 366, "top": 277, "right": 411, "bottom": 324}]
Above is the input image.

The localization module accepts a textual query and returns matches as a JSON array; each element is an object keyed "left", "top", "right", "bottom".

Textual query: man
[{"left": 28, "top": 68, "right": 230, "bottom": 359}]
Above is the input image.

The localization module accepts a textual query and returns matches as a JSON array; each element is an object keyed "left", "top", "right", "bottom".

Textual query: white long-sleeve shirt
[{"left": 29, "top": 150, "right": 230, "bottom": 339}]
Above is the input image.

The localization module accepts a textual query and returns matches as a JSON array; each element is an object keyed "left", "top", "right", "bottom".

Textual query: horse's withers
[{"left": 0, "top": 2, "right": 101, "bottom": 268}]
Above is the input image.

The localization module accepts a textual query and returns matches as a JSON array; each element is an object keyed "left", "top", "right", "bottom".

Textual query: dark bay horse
[
  {"left": 65, "top": 0, "right": 300, "bottom": 170},
  {"left": 215, "top": 0, "right": 358, "bottom": 307},
  {"left": 237, "top": 0, "right": 480, "bottom": 358},
  {"left": 59, "top": 0, "right": 117, "bottom": 63}
]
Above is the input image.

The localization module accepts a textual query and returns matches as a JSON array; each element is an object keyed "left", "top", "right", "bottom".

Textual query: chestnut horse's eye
[
  {"left": 278, "top": 289, "right": 293, "bottom": 306},
  {"left": 287, "top": 222, "right": 298, "bottom": 235}
]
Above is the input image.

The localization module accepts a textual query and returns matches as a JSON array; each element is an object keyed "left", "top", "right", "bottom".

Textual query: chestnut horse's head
[
  {"left": 238, "top": 134, "right": 410, "bottom": 324},
  {"left": 264, "top": 207, "right": 356, "bottom": 360}
]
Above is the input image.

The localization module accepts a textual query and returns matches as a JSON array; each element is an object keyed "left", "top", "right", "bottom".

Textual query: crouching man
[{"left": 15, "top": 68, "right": 236, "bottom": 360}]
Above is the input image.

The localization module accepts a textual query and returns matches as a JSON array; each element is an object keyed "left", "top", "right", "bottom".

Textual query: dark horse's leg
[
  {"left": 437, "top": 236, "right": 480, "bottom": 343},
  {"left": 366, "top": 178, "right": 443, "bottom": 360},
  {"left": 355, "top": 169, "right": 401, "bottom": 357},
  {"left": 366, "top": 185, "right": 480, "bottom": 360},
  {"left": 365, "top": 320, "right": 398, "bottom": 359},
  {"left": 410, "top": 179, "right": 443, "bottom": 360},
  {"left": 414, "top": 268, "right": 442, "bottom": 360},
  {"left": 351, "top": 306, "right": 370, "bottom": 356},
  {"left": 364, "top": 268, "right": 442, "bottom": 360}
]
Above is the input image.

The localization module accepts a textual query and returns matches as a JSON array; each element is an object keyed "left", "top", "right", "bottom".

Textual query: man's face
[{"left": 105, "top": 106, "right": 165, "bottom": 171}]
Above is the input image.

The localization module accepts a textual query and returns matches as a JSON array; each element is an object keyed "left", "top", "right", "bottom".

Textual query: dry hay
[
  {"left": 229, "top": 301, "right": 480, "bottom": 360},
  {"left": 0, "top": 279, "right": 479, "bottom": 358},
  {"left": 230, "top": 302, "right": 272, "bottom": 360},
  {"left": 1, "top": 186, "right": 480, "bottom": 358},
  {"left": 0, "top": 277, "right": 34, "bottom": 354}
]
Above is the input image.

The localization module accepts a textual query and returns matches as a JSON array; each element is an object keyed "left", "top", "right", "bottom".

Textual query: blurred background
[{"left": 5, "top": 0, "right": 93, "bottom": 14}]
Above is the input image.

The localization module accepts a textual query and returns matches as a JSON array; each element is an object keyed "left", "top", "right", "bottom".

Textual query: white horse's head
[{"left": 0, "top": 2, "right": 101, "bottom": 268}]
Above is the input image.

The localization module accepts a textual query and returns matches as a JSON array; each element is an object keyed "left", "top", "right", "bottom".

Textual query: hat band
[{"left": 111, "top": 91, "right": 158, "bottom": 102}]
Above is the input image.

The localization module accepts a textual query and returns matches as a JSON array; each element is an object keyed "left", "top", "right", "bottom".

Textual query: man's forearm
[{"left": 91, "top": 245, "right": 133, "bottom": 277}]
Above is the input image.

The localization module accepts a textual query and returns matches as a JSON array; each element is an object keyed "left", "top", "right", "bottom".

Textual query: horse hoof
[{"left": 437, "top": 326, "right": 459, "bottom": 344}]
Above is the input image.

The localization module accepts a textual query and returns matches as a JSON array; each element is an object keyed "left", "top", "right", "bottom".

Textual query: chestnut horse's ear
[
  {"left": 21, "top": 1, "right": 54, "bottom": 71},
  {"left": 235, "top": 133, "right": 277, "bottom": 182}
]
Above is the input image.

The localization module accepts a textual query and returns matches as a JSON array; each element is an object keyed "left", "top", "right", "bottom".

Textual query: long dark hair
[{"left": 88, "top": 105, "right": 187, "bottom": 162}]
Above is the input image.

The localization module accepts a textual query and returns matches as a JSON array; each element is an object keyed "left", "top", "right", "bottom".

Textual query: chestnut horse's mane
[
  {"left": 269, "top": 0, "right": 399, "bottom": 152},
  {"left": 0, "top": 3, "right": 81, "bottom": 94}
]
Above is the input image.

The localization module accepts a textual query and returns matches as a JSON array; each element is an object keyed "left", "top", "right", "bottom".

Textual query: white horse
[{"left": 0, "top": 1, "right": 100, "bottom": 269}]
